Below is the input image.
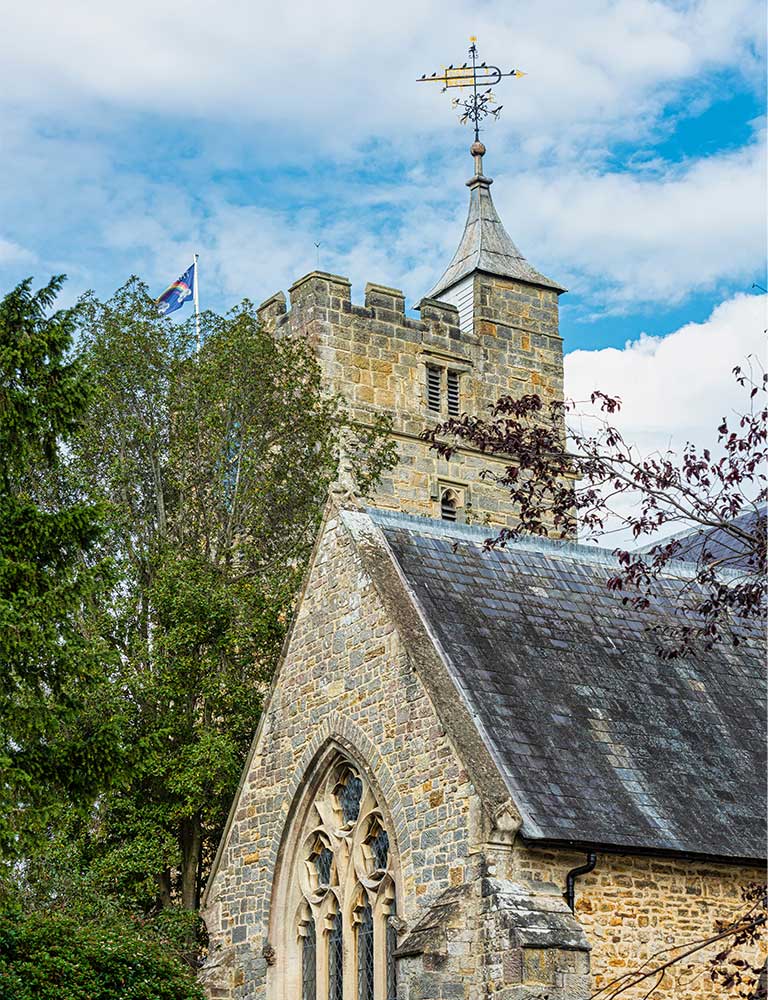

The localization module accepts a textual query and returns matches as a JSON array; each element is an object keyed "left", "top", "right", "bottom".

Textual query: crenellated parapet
[{"left": 254, "top": 267, "right": 566, "bottom": 527}]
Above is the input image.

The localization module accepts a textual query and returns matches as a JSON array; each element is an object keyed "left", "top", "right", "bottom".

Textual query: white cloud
[
  {"left": 0, "top": 0, "right": 763, "bottom": 316},
  {"left": 564, "top": 292, "right": 767, "bottom": 544},
  {"left": 0, "top": 237, "right": 33, "bottom": 266},
  {"left": 494, "top": 135, "right": 767, "bottom": 309},
  {"left": 565, "top": 291, "right": 767, "bottom": 457},
  {"left": 0, "top": 0, "right": 762, "bottom": 159}
]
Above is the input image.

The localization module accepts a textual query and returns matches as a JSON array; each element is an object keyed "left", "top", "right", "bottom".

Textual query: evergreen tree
[{"left": 0, "top": 277, "right": 117, "bottom": 859}]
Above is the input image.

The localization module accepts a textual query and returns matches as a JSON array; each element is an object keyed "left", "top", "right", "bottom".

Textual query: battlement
[
  {"left": 256, "top": 271, "right": 468, "bottom": 355},
  {"left": 254, "top": 268, "right": 566, "bottom": 528}
]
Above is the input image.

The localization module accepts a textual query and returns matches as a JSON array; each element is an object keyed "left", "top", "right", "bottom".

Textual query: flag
[{"left": 156, "top": 262, "right": 195, "bottom": 316}]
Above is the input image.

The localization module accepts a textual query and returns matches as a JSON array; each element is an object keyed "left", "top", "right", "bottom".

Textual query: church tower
[{"left": 255, "top": 142, "right": 566, "bottom": 527}]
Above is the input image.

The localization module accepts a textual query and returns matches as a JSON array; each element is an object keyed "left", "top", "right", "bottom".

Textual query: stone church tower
[{"left": 255, "top": 142, "right": 565, "bottom": 525}]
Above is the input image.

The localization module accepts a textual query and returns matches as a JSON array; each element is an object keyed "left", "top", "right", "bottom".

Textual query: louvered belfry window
[
  {"left": 427, "top": 363, "right": 462, "bottom": 416},
  {"left": 446, "top": 370, "right": 460, "bottom": 416},
  {"left": 441, "top": 489, "right": 458, "bottom": 522},
  {"left": 426, "top": 365, "right": 442, "bottom": 412}
]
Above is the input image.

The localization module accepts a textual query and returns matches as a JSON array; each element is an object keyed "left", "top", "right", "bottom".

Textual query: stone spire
[{"left": 428, "top": 142, "right": 565, "bottom": 299}]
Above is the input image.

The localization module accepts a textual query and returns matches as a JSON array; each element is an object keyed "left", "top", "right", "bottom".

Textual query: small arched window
[
  {"left": 301, "top": 919, "right": 316, "bottom": 1000},
  {"left": 329, "top": 909, "right": 343, "bottom": 1000}
]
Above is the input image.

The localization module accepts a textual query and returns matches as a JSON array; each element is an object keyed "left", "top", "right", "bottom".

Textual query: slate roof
[
  {"left": 428, "top": 172, "right": 565, "bottom": 299},
  {"left": 365, "top": 510, "right": 767, "bottom": 863},
  {"left": 637, "top": 507, "right": 766, "bottom": 572}
]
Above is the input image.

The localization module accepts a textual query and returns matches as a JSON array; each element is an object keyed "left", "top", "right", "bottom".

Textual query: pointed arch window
[
  {"left": 282, "top": 753, "right": 399, "bottom": 1000},
  {"left": 441, "top": 488, "right": 459, "bottom": 522}
]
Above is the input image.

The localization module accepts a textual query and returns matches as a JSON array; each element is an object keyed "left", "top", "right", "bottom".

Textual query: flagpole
[{"left": 193, "top": 253, "right": 201, "bottom": 353}]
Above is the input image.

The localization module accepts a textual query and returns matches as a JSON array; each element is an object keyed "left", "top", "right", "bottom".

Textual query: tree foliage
[
  {"left": 0, "top": 843, "right": 205, "bottom": 1000},
  {"left": 0, "top": 908, "right": 204, "bottom": 1000},
  {"left": 423, "top": 364, "right": 766, "bottom": 657},
  {"left": 65, "top": 277, "right": 395, "bottom": 912},
  {"left": 0, "top": 276, "right": 117, "bottom": 859}
]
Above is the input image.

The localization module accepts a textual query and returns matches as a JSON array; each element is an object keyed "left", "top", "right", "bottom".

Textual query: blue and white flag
[{"left": 156, "top": 262, "right": 196, "bottom": 316}]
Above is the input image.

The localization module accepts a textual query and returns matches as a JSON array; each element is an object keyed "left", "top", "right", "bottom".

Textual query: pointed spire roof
[{"left": 429, "top": 142, "right": 565, "bottom": 299}]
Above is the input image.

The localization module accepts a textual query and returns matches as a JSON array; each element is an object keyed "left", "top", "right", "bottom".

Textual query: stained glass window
[
  {"left": 386, "top": 903, "right": 398, "bottom": 1000},
  {"left": 289, "top": 757, "right": 398, "bottom": 1000},
  {"left": 339, "top": 772, "right": 363, "bottom": 824},
  {"left": 357, "top": 902, "right": 374, "bottom": 1000},
  {"left": 302, "top": 920, "right": 316, "bottom": 1000},
  {"left": 370, "top": 826, "right": 389, "bottom": 871},
  {"left": 314, "top": 845, "right": 333, "bottom": 886},
  {"left": 329, "top": 910, "right": 343, "bottom": 1000}
]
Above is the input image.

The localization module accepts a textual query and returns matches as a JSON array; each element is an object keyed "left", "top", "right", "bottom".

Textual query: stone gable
[{"left": 201, "top": 509, "right": 479, "bottom": 998}]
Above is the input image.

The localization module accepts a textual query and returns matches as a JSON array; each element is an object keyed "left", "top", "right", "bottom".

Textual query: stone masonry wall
[
  {"left": 201, "top": 512, "right": 479, "bottom": 999},
  {"left": 396, "top": 871, "right": 591, "bottom": 1000},
  {"left": 472, "top": 273, "right": 564, "bottom": 414},
  {"left": 503, "top": 843, "right": 766, "bottom": 999},
  {"left": 256, "top": 270, "right": 565, "bottom": 528}
]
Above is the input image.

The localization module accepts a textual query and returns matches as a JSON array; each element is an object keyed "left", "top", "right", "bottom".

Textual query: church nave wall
[{"left": 506, "top": 844, "right": 766, "bottom": 999}]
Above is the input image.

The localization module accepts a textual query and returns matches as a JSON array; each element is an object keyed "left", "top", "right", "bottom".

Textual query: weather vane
[{"left": 417, "top": 36, "right": 526, "bottom": 142}]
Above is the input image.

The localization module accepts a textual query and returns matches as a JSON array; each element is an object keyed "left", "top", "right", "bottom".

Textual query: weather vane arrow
[{"left": 417, "top": 36, "right": 526, "bottom": 142}]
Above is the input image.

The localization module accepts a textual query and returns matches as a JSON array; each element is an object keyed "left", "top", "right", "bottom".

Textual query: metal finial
[{"left": 417, "top": 37, "right": 526, "bottom": 144}]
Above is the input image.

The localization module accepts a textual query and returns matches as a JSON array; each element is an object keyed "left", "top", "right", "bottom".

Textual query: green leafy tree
[
  {"left": 0, "top": 276, "right": 117, "bottom": 859},
  {"left": 0, "top": 909, "right": 204, "bottom": 1000},
  {"left": 67, "top": 278, "right": 395, "bottom": 913}
]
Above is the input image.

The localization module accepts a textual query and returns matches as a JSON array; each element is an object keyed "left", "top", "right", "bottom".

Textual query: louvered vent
[
  {"left": 440, "top": 490, "right": 458, "bottom": 522},
  {"left": 447, "top": 370, "right": 460, "bottom": 416},
  {"left": 427, "top": 365, "right": 442, "bottom": 412}
]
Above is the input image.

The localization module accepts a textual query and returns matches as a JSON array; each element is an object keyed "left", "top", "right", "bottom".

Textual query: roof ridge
[{"left": 363, "top": 507, "right": 748, "bottom": 582}]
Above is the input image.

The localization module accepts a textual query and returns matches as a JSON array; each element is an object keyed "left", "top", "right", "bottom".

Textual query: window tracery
[{"left": 287, "top": 754, "right": 398, "bottom": 1000}]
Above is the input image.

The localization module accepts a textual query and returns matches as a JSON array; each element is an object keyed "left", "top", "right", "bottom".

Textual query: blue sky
[{"left": 0, "top": 0, "right": 765, "bottom": 363}]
